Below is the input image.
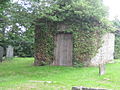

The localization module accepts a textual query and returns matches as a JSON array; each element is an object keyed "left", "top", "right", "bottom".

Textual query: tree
[
  {"left": 0, "top": 0, "right": 10, "bottom": 58},
  {"left": 0, "top": 0, "right": 10, "bottom": 46},
  {"left": 0, "top": 1, "right": 34, "bottom": 57}
]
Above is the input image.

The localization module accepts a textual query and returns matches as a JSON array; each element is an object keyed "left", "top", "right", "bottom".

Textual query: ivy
[{"left": 113, "top": 18, "right": 120, "bottom": 59}]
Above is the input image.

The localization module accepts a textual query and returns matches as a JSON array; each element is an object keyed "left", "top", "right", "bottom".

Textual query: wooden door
[{"left": 53, "top": 33, "right": 73, "bottom": 66}]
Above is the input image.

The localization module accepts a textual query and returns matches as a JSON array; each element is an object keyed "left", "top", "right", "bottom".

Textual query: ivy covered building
[
  {"left": 52, "top": 24, "right": 115, "bottom": 66},
  {"left": 33, "top": 0, "right": 115, "bottom": 66}
]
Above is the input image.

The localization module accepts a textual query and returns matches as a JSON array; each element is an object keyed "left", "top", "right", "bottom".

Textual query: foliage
[
  {"left": 115, "top": 33, "right": 120, "bottom": 59},
  {"left": 0, "top": 2, "right": 34, "bottom": 57},
  {"left": 0, "top": 0, "right": 10, "bottom": 46},
  {"left": 0, "top": 0, "right": 10, "bottom": 57},
  {"left": 0, "top": 0, "right": 9, "bottom": 17},
  {"left": 13, "top": 31, "right": 34, "bottom": 57},
  {"left": 0, "top": 58, "right": 120, "bottom": 90},
  {"left": 113, "top": 18, "right": 120, "bottom": 59}
]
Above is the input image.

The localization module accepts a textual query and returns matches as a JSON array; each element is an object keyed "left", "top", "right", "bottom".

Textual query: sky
[{"left": 103, "top": 0, "right": 120, "bottom": 20}]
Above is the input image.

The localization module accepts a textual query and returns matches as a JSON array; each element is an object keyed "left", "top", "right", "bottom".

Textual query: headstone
[
  {"left": 0, "top": 46, "right": 4, "bottom": 62},
  {"left": 99, "top": 64, "right": 105, "bottom": 75},
  {"left": 72, "top": 86, "right": 107, "bottom": 90},
  {"left": 6, "top": 45, "right": 14, "bottom": 58}
]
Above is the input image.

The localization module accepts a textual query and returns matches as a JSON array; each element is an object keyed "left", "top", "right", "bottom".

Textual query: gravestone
[
  {"left": 0, "top": 46, "right": 4, "bottom": 62},
  {"left": 6, "top": 45, "right": 14, "bottom": 58},
  {"left": 99, "top": 64, "right": 105, "bottom": 75},
  {"left": 72, "top": 86, "right": 107, "bottom": 90}
]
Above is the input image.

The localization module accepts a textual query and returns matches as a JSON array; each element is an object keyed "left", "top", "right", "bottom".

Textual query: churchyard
[
  {"left": 1, "top": 0, "right": 120, "bottom": 90},
  {"left": 0, "top": 58, "right": 120, "bottom": 90}
]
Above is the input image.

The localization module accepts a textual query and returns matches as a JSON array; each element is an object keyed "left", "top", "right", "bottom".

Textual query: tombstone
[
  {"left": 72, "top": 86, "right": 107, "bottom": 90},
  {"left": 0, "top": 46, "right": 4, "bottom": 62},
  {"left": 99, "top": 64, "right": 105, "bottom": 75},
  {"left": 6, "top": 45, "right": 14, "bottom": 58}
]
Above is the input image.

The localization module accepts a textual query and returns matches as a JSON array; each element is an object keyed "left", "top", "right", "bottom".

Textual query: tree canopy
[{"left": 0, "top": 0, "right": 10, "bottom": 47}]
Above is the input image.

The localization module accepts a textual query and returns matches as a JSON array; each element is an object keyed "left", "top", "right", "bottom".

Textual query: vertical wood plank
[{"left": 53, "top": 33, "right": 73, "bottom": 66}]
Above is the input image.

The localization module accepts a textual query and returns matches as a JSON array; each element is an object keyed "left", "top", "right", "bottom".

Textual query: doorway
[{"left": 53, "top": 33, "right": 73, "bottom": 66}]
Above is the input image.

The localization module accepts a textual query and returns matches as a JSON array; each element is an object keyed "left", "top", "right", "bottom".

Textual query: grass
[{"left": 0, "top": 58, "right": 120, "bottom": 90}]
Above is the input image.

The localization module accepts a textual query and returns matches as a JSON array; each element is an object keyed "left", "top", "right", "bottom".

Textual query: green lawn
[{"left": 0, "top": 58, "right": 120, "bottom": 90}]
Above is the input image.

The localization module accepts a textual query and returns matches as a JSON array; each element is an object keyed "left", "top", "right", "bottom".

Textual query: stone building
[
  {"left": 35, "top": 22, "right": 115, "bottom": 67},
  {"left": 90, "top": 33, "right": 115, "bottom": 66},
  {"left": 53, "top": 25, "right": 115, "bottom": 66}
]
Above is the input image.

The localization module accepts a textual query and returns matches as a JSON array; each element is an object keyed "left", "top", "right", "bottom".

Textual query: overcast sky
[{"left": 103, "top": 0, "right": 120, "bottom": 20}]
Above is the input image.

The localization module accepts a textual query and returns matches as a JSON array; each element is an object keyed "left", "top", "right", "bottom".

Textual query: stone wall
[{"left": 90, "top": 33, "right": 115, "bottom": 66}]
